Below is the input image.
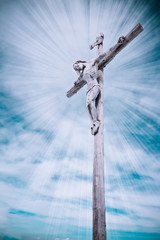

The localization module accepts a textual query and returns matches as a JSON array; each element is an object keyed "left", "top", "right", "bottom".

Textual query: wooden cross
[{"left": 66, "top": 23, "right": 143, "bottom": 240}]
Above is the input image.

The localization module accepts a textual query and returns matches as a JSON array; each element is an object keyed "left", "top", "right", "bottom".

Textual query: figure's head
[{"left": 73, "top": 60, "right": 86, "bottom": 71}]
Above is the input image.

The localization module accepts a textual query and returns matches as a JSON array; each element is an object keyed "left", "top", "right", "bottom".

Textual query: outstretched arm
[
  {"left": 67, "top": 23, "right": 143, "bottom": 98},
  {"left": 74, "top": 71, "right": 83, "bottom": 85},
  {"left": 96, "top": 23, "right": 143, "bottom": 69}
]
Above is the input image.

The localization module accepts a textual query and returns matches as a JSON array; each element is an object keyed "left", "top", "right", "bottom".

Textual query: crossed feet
[{"left": 91, "top": 120, "right": 100, "bottom": 135}]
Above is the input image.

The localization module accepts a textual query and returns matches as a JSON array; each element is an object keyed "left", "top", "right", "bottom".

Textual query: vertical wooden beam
[{"left": 93, "top": 43, "right": 106, "bottom": 240}]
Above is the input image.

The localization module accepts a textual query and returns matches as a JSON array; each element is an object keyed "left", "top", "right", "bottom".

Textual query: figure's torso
[{"left": 83, "top": 59, "right": 99, "bottom": 92}]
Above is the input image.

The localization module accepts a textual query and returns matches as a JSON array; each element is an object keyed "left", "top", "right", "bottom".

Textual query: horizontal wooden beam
[
  {"left": 66, "top": 23, "right": 143, "bottom": 98},
  {"left": 97, "top": 23, "right": 143, "bottom": 69},
  {"left": 66, "top": 79, "right": 86, "bottom": 98}
]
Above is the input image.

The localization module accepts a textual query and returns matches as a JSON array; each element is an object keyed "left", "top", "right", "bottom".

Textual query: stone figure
[{"left": 73, "top": 59, "right": 100, "bottom": 135}]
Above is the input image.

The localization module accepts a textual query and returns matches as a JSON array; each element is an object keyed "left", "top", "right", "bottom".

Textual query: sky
[{"left": 0, "top": 0, "right": 160, "bottom": 239}]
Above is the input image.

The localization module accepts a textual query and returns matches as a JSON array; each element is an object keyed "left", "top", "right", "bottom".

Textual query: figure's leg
[
  {"left": 87, "top": 86, "right": 100, "bottom": 135},
  {"left": 87, "top": 101, "right": 97, "bottom": 123},
  {"left": 87, "top": 102, "right": 100, "bottom": 135}
]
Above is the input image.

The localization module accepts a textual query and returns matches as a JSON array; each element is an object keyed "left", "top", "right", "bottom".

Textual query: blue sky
[{"left": 0, "top": 0, "right": 160, "bottom": 239}]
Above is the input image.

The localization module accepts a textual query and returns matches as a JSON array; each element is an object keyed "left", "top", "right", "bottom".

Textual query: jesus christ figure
[{"left": 73, "top": 59, "right": 100, "bottom": 135}]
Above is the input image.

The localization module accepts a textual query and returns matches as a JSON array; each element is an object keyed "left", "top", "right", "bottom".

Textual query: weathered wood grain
[
  {"left": 66, "top": 79, "right": 86, "bottom": 98},
  {"left": 93, "top": 43, "right": 106, "bottom": 240},
  {"left": 97, "top": 23, "right": 143, "bottom": 69}
]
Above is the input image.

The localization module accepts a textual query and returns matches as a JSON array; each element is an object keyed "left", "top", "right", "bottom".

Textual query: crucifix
[{"left": 67, "top": 23, "right": 143, "bottom": 240}]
